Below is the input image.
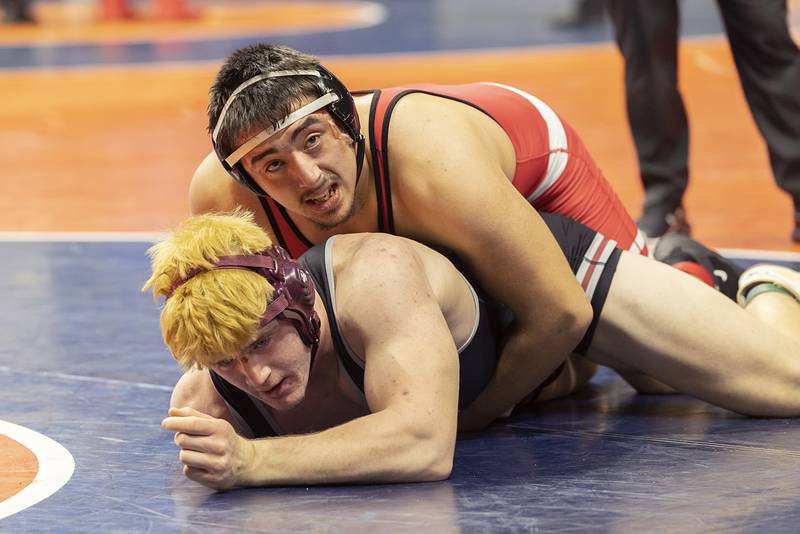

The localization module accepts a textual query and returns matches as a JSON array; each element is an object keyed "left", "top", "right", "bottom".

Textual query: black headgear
[{"left": 211, "top": 65, "right": 365, "bottom": 196}]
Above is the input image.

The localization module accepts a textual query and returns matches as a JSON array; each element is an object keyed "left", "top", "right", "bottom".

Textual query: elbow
[
  {"left": 401, "top": 423, "right": 455, "bottom": 482},
  {"left": 424, "top": 457, "right": 453, "bottom": 481},
  {"left": 417, "top": 443, "right": 454, "bottom": 481}
]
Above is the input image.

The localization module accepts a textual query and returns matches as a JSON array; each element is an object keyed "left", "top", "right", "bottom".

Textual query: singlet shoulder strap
[
  {"left": 299, "top": 239, "right": 366, "bottom": 392},
  {"left": 368, "top": 85, "right": 492, "bottom": 236},
  {"left": 258, "top": 194, "right": 313, "bottom": 259},
  {"left": 369, "top": 88, "right": 415, "bottom": 236}
]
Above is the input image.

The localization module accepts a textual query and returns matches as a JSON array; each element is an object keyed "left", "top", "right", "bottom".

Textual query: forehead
[{"left": 250, "top": 319, "right": 280, "bottom": 339}]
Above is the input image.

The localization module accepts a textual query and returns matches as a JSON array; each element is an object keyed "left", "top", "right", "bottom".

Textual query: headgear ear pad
[
  {"left": 212, "top": 65, "right": 364, "bottom": 197},
  {"left": 260, "top": 245, "right": 320, "bottom": 351}
]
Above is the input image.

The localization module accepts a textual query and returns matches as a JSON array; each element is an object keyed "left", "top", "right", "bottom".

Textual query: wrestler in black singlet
[{"left": 209, "top": 213, "right": 621, "bottom": 438}]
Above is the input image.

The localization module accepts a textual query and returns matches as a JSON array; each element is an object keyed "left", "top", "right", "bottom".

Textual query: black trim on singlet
[
  {"left": 278, "top": 202, "right": 314, "bottom": 249},
  {"left": 257, "top": 196, "right": 315, "bottom": 253},
  {"left": 367, "top": 90, "right": 388, "bottom": 233},
  {"left": 394, "top": 89, "right": 493, "bottom": 117},
  {"left": 371, "top": 88, "right": 506, "bottom": 236},
  {"left": 299, "top": 244, "right": 366, "bottom": 392},
  {"left": 209, "top": 369, "right": 278, "bottom": 438},
  {"left": 258, "top": 196, "right": 290, "bottom": 252},
  {"left": 377, "top": 90, "right": 410, "bottom": 235},
  {"left": 518, "top": 362, "right": 567, "bottom": 406}
]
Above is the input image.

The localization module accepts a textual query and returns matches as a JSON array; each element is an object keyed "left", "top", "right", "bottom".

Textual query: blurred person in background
[
  {"left": 607, "top": 0, "right": 800, "bottom": 242},
  {"left": 1, "top": 0, "right": 33, "bottom": 23}
]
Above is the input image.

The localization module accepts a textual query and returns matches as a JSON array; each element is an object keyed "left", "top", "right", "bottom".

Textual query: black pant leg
[
  {"left": 607, "top": 0, "right": 689, "bottom": 236},
  {"left": 2, "top": 0, "right": 32, "bottom": 22},
  {"left": 717, "top": 0, "right": 800, "bottom": 220}
]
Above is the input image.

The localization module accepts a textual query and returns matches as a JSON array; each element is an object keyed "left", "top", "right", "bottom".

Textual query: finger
[
  {"left": 168, "top": 406, "right": 214, "bottom": 419},
  {"left": 162, "top": 416, "right": 216, "bottom": 436},
  {"left": 174, "top": 432, "right": 225, "bottom": 454},
  {"left": 179, "top": 448, "right": 216, "bottom": 471}
]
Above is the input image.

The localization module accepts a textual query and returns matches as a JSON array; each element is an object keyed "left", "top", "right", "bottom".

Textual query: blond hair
[{"left": 142, "top": 209, "right": 275, "bottom": 369}]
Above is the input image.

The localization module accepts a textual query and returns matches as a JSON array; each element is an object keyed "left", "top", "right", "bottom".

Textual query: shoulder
[
  {"left": 333, "top": 233, "right": 426, "bottom": 282},
  {"left": 331, "top": 234, "right": 447, "bottom": 319},
  {"left": 189, "top": 152, "right": 253, "bottom": 213},
  {"left": 329, "top": 234, "right": 448, "bottom": 354},
  {"left": 189, "top": 151, "right": 233, "bottom": 212},
  {"left": 376, "top": 94, "right": 518, "bottom": 246},
  {"left": 188, "top": 151, "right": 276, "bottom": 235},
  {"left": 388, "top": 92, "right": 477, "bottom": 147},
  {"left": 384, "top": 91, "right": 512, "bottom": 197}
]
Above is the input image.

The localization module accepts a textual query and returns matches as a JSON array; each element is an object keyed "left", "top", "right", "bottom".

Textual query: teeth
[{"left": 310, "top": 187, "right": 333, "bottom": 204}]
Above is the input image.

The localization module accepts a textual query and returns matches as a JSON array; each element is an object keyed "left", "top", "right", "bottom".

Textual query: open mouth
[{"left": 305, "top": 183, "right": 339, "bottom": 211}]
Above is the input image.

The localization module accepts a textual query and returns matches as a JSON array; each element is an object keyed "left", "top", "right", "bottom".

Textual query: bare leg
[
  {"left": 615, "top": 370, "right": 675, "bottom": 395},
  {"left": 585, "top": 252, "right": 800, "bottom": 416}
]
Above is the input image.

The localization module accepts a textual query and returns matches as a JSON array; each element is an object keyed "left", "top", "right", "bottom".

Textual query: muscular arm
[
  {"left": 165, "top": 235, "right": 459, "bottom": 487},
  {"left": 390, "top": 95, "right": 593, "bottom": 430}
]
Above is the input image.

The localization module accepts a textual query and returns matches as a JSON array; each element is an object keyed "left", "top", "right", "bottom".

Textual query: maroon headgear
[{"left": 167, "top": 245, "right": 321, "bottom": 366}]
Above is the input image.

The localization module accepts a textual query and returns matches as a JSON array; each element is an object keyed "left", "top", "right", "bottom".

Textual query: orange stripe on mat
[{"left": 0, "top": 435, "right": 38, "bottom": 503}]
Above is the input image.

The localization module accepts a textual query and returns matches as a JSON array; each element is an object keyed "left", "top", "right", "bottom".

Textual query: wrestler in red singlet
[{"left": 259, "top": 83, "right": 647, "bottom": 259}]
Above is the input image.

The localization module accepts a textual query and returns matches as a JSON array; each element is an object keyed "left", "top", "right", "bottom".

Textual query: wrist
[{"left": 234, "top": 438, "right": 258, "bottom": 487}]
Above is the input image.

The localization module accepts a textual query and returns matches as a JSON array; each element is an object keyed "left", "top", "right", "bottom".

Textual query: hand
[
  {"left": 457, "top": 403, "right": 515, "bottom": 433},
  {"left": 162, "top": 407, "right": 255, "bottom": 491}
]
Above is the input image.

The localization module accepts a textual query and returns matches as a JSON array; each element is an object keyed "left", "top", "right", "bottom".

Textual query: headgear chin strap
[
  {"left": 167, "top": 245, "right": 321, "bottom": 368},
  {"left": 211, "top": 65, "right": 365, "bottom": 197}
]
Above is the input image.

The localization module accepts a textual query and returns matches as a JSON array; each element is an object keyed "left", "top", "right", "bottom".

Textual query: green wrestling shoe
[{"left": 737, "top": 264, "right": 800, "bottom": 307}]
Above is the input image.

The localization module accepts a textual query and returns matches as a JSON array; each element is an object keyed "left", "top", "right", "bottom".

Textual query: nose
[
  {"left": 238, "top": 357, "right": 271, "bottom": 389},
  {"left": 289, "top": 152, "right": 323, "bottom": 190}
]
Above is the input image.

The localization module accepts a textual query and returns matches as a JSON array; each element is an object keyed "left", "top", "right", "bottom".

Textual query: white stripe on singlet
[
  {"left": 483, "top": 82, "right": 569, "bottom": 203},
  {"left": 576, "top": 233, "right": 618, "bottom": 302},
  {"left": 629, "top": 229, "right": 647, "bottom": 254}
]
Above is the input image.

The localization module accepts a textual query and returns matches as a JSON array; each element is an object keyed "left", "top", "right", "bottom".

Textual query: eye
[
  {"left": 265, "top": 160, "right": 283, "bottom": 173},
  {"left": 215, "top": 359, "right": 235, "bottom": 370},
  {"left": 304, "top": 133, "right": 321, "bottom": 150},
  {"left": 250, "top": 335, "right": 271, "bottom": 351}
]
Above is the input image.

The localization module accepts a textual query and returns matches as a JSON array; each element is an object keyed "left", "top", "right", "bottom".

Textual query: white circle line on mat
[{"left": 0, "top": 420, "right": 75, "bottom": 520}]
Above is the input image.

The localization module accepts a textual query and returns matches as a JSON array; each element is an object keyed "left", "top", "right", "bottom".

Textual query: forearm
[
  {"left": 239, "top": 408, "right": 455, "bottom": 486},
  {"left": 535, "top": 355, "right": 597, "bottom": 403}
]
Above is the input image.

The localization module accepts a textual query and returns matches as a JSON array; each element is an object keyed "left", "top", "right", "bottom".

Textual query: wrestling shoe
[
  {"left": 737, "top": 264, "right": 800, "bottom": 307},
  {"left": 653, "top": 233, "right": 744, "bottom": 301},
  {"left": 638, "top": 205, "right": 691, "bottom": 240}
]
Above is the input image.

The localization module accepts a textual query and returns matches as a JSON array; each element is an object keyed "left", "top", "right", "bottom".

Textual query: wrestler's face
[
  {"left": 211, "top": 320, "right": 312, "bottom": 411},
  {"left": 240, "top": 109, "right": 360, "bottom": 230}
]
